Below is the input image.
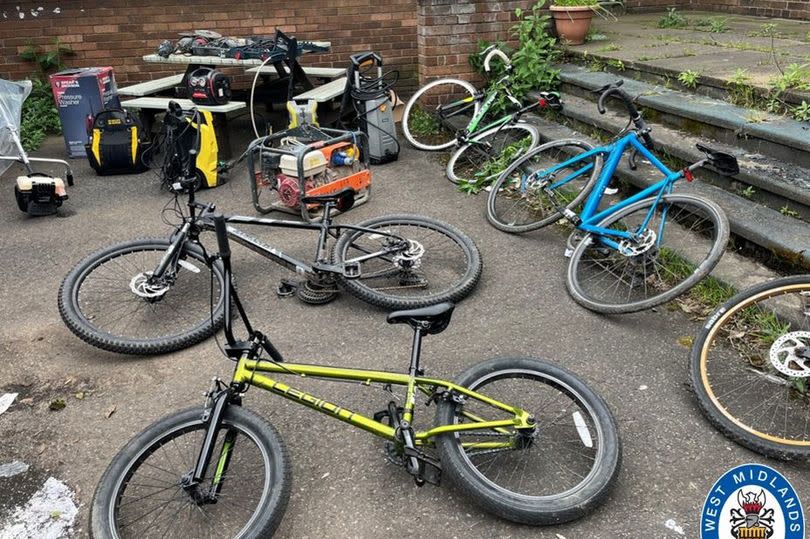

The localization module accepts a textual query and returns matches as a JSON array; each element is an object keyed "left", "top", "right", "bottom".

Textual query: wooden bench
[
  {"left": 118, "top": 75, "right": 184, "bottom": 97},
  {"left": 245, "top": 66, "right": 345, "bottom": 80},
  {"left": 293, "top": 77, "right": 347, "bottom": 103},
  {"left": 121, "top": 97, "right": 247, "bottom": 158}
]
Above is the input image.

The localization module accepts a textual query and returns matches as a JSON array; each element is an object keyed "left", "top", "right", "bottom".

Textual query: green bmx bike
[{"left": 90, "top": 195, "right": 621, "bottom": 538}]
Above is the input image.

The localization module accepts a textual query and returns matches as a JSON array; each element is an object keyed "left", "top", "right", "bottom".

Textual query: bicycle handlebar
[
  {"left": 483, "top": 48, "right": 511, "bottom": 73},
  {"left": 595, "top": 81, "right": 654, "bottom": 148}
]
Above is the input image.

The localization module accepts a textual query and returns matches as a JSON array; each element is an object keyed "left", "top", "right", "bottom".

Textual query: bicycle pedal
[
  {"left": 276, "top": 279, "right": 297, "bottom": 297},
  {"left": 419, "top": 459, "right": 442, "bottom": 486},
  {"left": 564, "top": 248, "right": 573, "bottom": 258},
  {"left": 342, "top": 262, "right": 361, "bottom": 279}
]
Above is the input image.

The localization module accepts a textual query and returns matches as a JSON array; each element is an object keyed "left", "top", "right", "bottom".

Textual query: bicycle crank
[{"left": 769, "top": 331, "right": 810, "bottom": 378}]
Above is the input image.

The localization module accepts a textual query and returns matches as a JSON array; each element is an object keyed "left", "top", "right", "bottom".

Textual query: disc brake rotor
[
  {"left": 618, "top": 229, "right": 656, "bottom": 257},
  {"left": 393, "top": 239, "right": 425, "bottom": 271},
  {"left": 130, "top": 272, "right": 170, "bottom": 299},
  {"left": 769, "top": 331, "right": 810, "bottom": 378}
]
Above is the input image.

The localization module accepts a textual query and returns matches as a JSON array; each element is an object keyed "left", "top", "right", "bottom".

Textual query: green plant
[
  {"left": 19, "top": 38, "right": 74, "bottom": 77},
  {"left": 780, "top": 205, "right": 801, "bottom": 218},
  {"left": 597, "top": 43, "right": 620, "bottom": 52},
  {"left": 458, "top": 136, "right": 534, "bottom": 194},
  {"left": 677, "top": 70, "right": 700, "bottom": 89},
  {"left": 740, "top": 185, "right": 757, "bottom": 199},
  {"left": 406, "top": 105, "right": 441, "bottom": 137},
  {"left": 695, "top": 17, "right": 728, "bottom": 33},
  {"left": 658, "top": 8, "right": 688, "bottom": 29},
  {"left": 770, "top": 63, "right": 810, "bottom": 92},
  {"left": 607, "top": 59, "right": 625, "bottom": 71},
  {"left": 793, "top": 101, "right": 810, "bottom": 122},
  {"left": 744, "top": 111, "right": 768, "bottom": 124},
  {"left": 506, "top": 1, "right": 561, "bottom": 102},
  {"left": 727, "top": 69, "right": 756, "bottom": 107},
  {"left": 18, "top": 39, "right": 73, "bottom": 151},
  {"left": 19, "top": 79, "right": 62, "bottom": 152}
]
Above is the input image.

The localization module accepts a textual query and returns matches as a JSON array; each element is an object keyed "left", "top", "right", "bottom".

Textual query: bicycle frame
[
  {"left": 230, "top": 358, "right": 534, "bottom": 448},
  {"left": 151, "top": 207, "right": 405, "bottom": 282},
  {"left": 439, "top": 79, "right": 522, "bottom": 141},
  {"left": 190, "top": 224, "right": 532, "bottom": 488},
  {"left": 538, "top": 131, "right": 686, "bottom": 251}
]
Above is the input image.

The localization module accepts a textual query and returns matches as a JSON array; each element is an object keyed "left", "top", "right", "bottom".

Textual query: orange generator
[{"left": 248, "top": 127, "right": 372, "bottom": 222}]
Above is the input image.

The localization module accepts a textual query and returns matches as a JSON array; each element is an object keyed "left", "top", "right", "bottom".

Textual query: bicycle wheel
[
  {"left": 446, "top": 123, "right": 539, "bottom": 185},
  {"left": 690, "top": 275, "right": 810, "bottom": 459},
  {"left": 402, "top": 78, "right": 478, "bottom": 151},
  {"left": 487, "top": 139, "right": 601, "bottom": 234},
  {"left": 91, "top": 406, "right": 291, "bottom": 539},
  {"left": 59, "top": 238, "right": 225, "bottom": 355},
  {"left": 567, "top": 193, "right": 729, "bottom": 314},
  {"left": 435, "top": 357, "right": 621, "bottom": 525},
  {"left": 333, "top": 214, "right": 482, "bottom": 309}
]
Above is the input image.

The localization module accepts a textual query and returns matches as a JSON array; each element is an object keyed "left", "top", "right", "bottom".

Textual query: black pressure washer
[{"left": 339, "top": 52, "right": 399, "bottom": 165}]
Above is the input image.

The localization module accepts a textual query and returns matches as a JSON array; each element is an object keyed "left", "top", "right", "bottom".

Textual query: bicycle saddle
[
  {"left": 386, "top": 302, "right": 455, "bottom": 335},
  {"left": 300, "top": 188, "right": 356, "bottom": 211},
  {"left": 696, "top": 143, "right": 740, "bottom": 177}
]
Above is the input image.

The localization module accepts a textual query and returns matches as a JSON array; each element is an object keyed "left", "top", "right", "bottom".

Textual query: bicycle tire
[
  {"left": 690, "top": 275, "right": 810, "bottom": 460},
  {"left": 91, "top": 406, "right": 291, "bottom": 539},
  {"left": 435, "top": 357, "right": 621, "bottom": 525},
  {"left": 566, "top": 193, "right": 729, "bottom": 314},
  {"left": 58, "top": 238, "right": 226, "bottom": 355},
  {"left": 402, "top": 78, "right": 478, "bottom": 151},
  {"left": 486, "top": 139, "right": 601, "bottom": 234},
  {"left": 446, "top": 123, "right": 539, "bottom": 185},
  {"left": 333, "top": 214, "right": 482, "bottom": 309}
]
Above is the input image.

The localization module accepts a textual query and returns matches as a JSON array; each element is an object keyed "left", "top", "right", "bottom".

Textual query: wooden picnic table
[{"left": 142, "top": 38, "right": 333, "bottom": 100}]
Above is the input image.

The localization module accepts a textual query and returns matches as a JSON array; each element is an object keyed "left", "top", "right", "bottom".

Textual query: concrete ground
[
  {"left": 577, "top": 11, "right": 810, "bottom": 93},
  {"left": 1, "top": 126, "right": 809, "bottom": 538}
]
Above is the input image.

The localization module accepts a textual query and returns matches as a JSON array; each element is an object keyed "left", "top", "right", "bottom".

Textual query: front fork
[
  {"left": 182, "top": 378, "right": 241, "bottom": 501},
  {"left": 153, "top": 222, "right": 193, "bottom": 279}
]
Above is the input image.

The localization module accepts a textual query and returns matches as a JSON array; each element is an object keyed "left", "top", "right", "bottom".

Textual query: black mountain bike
[{"left": 58, "top": 110, "right": 481, "bottom": 355}]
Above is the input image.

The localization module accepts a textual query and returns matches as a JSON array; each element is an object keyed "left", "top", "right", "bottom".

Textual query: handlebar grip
[
  {"left": 213, "top": 214, "right": 230, "bottom": 260},
  {"left": 66, "top": 173, "right": 74, "bottom": 187},
  {"left": 484, "top": 48, "right": 510, "bottom": 73}
]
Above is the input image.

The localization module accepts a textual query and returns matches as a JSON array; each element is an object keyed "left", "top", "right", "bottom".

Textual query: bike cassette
[
  {"left": 618, "top": 229, "right": 656, "bottom": 257},
  {"left": 130, "top": 272, "right": 170, "bottom": 299},
  {"left": 769, "top": 331, "right": 810, "bottom": 378}
]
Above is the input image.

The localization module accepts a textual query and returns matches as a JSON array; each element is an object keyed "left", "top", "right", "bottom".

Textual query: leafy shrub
[
  {"left": 17, "top": 38, "right": 73, "bottom": 151},
  {"left": 469, "top": 1, "right": 560, "bottom": 117},
  {"left": 20, "top": 79, "right": 61, "bottom": 152},
  {"left": 658, "top": 8, "right": 688, "bottom": 29}
]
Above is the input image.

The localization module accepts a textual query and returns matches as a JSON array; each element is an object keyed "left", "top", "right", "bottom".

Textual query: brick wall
[
  {"left": 417, "top": 0, "right": 532, "bottom": 86},
  {"left": 0, "top": 0, "right": 419, "bottom": 94},
  {"left": 698, "top": 0, "right": 810, "bottom": 20},
  {"left": 626, "top": 0, "right": 809, "bottom": 19},
  {"left": 624, "top": 0, "right": 691, "bottom": 12}
]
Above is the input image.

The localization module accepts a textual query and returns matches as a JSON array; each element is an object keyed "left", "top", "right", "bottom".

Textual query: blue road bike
[{"left": 487, "top": 82, "right": 738, "bottom": 314}]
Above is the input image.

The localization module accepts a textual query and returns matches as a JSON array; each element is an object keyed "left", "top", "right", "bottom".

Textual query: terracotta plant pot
[{"left": 550, "top": 5, "right": 594, "bottom": 46}]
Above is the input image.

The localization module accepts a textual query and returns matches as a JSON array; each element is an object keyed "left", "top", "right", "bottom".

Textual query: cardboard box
[{"left": 50, "top": 67, "right": 120, "bottom": 158}]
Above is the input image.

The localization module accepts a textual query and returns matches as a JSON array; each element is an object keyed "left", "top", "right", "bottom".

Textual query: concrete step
[
  {"left": 533, "top": 92, "right": 810, "bottom": 221},
  {"left": 557, "top": 64, "right": 810, "bottom": 169},
  {"left": 520, "top": 112, "right": 810, "bottom": 266},
  {"left": 563, "top": 47, "right": 810, "bottom": 109}
]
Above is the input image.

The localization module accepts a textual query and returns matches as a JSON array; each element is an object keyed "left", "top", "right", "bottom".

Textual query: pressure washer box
[{"left": 50, "top": 67, "right": 120, "bottom": 158}]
